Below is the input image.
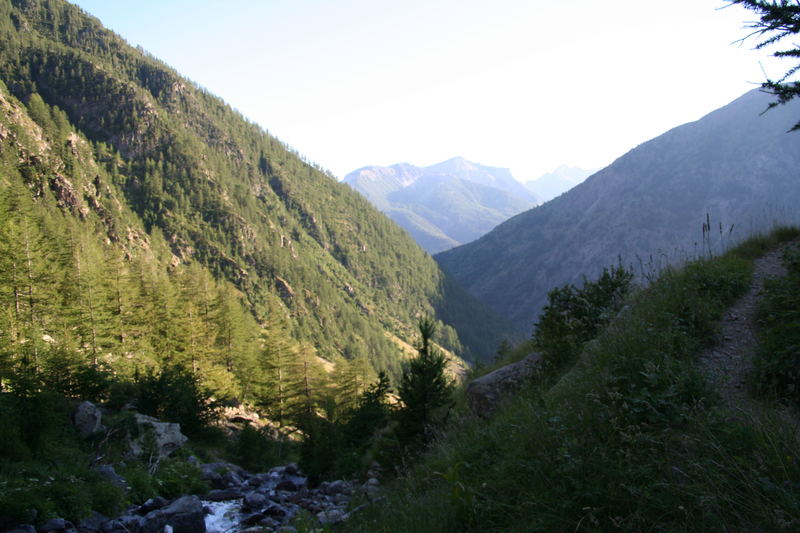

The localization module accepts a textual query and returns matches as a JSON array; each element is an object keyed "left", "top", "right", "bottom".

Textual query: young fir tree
[{"left": 396, "top": 317, "right": 454, "bottom": 442}]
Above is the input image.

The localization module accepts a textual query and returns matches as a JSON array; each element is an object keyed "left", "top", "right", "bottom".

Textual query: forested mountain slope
[
  {"left": 344, "top": 157, "right": 536, "bottom": 254},
  {"left": 0, "top": 0, "right": 515, "bottom": 400},
  {"left": 437, "top": 89, "right": 800, "bottom": 329}
]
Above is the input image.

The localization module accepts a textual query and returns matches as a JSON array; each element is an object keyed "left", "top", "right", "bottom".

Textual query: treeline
[{"left": 0, "top": 0, "right": 512, "bottom": 372}]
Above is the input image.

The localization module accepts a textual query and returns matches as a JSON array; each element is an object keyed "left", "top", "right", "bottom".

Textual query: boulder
[
  {"left": 467, "top": 352, "right": 542, "bottom": 417},
  {"left": 74, "top": 401, "right": 105, "bottom": 438},
  {"left": 101, "top": 513, "right": 145, "bottom": 533},
  {"left": 39, "top": 518, "right": 73, "bottom": 532},
  {"left": 319, "top": 480, "right": 349, "bottom": 495},
  {"left": 242, "top": 492, "right": 268, "bottom": 512},
  {"left": 95, "top": 465, "right": 128, "bottom": 490},
  {"left": 3, "top": 526, "right": 35, "bottom": 533},
  {"left": 129, "top": 414, "right": 188, "bottom": 460},
  {"left": 77, "top": 511, "right": 108, "bottom": 532},
  {"left": 138, "top": 497, "right": 169, "bottom": 514},
  {"left": 142, "top": 496, "right": 205, "bottom": 533},
  {"left": 203, "top": 488, "right": 243, "bottom": 501},
  {"left": 316, "top": 508, "right": 346, "bottom": 525}
]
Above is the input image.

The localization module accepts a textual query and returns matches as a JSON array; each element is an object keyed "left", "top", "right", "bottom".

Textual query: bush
[
  {"left": 533, "top": 265, "right": 633, "bottom": 370},
  {"left": 134, "top": 364, "right": 219, "bottom": 437},
  {"left": 233, "top": 424, "right": 286, "bottom": 472},
  {"left": 300, "top": 372, "right": 393, "bottom": 480}
]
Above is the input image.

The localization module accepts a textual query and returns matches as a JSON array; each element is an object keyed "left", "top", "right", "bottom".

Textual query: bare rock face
[
  {"left": 73, "top": 401, "right": 105, "bottom": 438},
  {"left": 130, "top": 414, "right": 188, "bottom": 460},
  {"left": 467, "top": 353, "right": 542, "bottom": 417}
]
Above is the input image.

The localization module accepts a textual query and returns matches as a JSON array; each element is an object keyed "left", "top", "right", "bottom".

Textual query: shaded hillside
[
  {"left": 347, "top": 230, "right": 800, "bottom": 533},
  {"left": 525, "top": 164, "right": 594, "bottom": 203},
  {"left": 0, "top": 0, "right": 515, "bottom": 371},
  {"left": 344, "top": 157, "right": 536, "bottom": 254},
  {"left": 437, "top": 89, "right": 800, "bottom": 329}
]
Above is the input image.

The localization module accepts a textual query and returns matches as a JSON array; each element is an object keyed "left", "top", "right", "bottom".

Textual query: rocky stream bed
[{"left": 4, "top": 459, "right": 381, "bottom": 533}]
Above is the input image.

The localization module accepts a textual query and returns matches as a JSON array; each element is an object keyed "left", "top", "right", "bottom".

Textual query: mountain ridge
[
  {"left": 436, "top": 89, "right": 800, "bottom": 329},
  {"left": 344, "top": 157, "right": 537, "bottom": 253},
  {"left": 0, "top": 0, "right": 516, "bottom": 381}
]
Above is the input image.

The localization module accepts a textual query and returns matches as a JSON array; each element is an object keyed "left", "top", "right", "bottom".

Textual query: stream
[{"left": 204, "top": 500, "right": 243, "bottom": 533}]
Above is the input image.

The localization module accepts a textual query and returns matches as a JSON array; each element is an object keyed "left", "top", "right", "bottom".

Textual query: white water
[{"left": 204, "top": 500, "right": 242, "bottom": 533}]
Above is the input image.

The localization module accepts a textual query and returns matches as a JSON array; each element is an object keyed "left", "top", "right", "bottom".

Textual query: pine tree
[
  {"left": 396, "top": 317, "right": 454, "bottom": 442},
  {"left": 729, "top": 0, "right": 800, "bottom": 129}
]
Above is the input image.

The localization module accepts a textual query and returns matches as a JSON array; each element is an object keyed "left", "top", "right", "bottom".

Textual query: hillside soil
[{"left": 699, "top": 241, "right": 799, "bottom": 418}]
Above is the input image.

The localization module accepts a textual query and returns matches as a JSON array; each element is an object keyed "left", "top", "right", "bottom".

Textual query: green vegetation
[
  {"left": 0, "top": 0, "right": 513, "bottom": 397},
  {"left": 532, "top": 264, "right": 633, "bottom": 372},
  {"left": 752, "top": 233, "right": 800, "bottom": 403},
  {"left": 0, "top": 2, "right": 515, "bottom": 524},
  {"left": 0, "top": 385, "right": 213, "bottom": 529},
  {"left": 730, "top": 0, "right": 800, "bottom": 130},
  {"left": 300, "top": 319, "right": 455, "bottom": 481},
  {"left": 346, "top": 229, "right": 800, "bottom": 532}
]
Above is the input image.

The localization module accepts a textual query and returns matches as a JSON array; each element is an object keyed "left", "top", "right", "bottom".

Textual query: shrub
[
  {"left": 533, "top": 264, "right": 633, "bottom": 370},
  {"left": 233, "top": 424, "right": 286, "bottom": 472},
  {"left": 135, "top": 364, "right": 219, "bottom": 437}
]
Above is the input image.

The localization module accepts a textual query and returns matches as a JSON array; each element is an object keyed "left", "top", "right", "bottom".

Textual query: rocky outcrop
[
  {"left": 73, "top": 401, "right": 105, "bottom": 438},
  {"left": 467, "top": 353, "right": 542, "bottom": 417},
  {"left": 129, "top": 414, "right": 188, "bottom": 460}
]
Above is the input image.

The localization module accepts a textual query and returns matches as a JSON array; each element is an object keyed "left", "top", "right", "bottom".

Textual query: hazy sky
[{"left": 70, "top": 0, "right": 780, "bottom": 181}]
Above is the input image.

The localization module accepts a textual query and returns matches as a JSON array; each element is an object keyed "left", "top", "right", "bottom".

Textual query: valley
[{"left": 2, "top": 0, "right": 800, "bottom": 532}]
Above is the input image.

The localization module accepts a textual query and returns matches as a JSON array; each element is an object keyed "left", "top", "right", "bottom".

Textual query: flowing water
[{"left": 204, "top": 500, "right": 243, "bottom": 533}]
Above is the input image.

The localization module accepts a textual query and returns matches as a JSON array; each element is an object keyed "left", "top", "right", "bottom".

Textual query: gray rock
[
  {"left": 77, "top": 511, "right": 108, "bottom": 532},
  {"left": 74, "top": 401, "right": 104, "bottom": 438},
  {"left": 242, "top": 492, "right": 268, "bottom": 511},
  {"left": 142, "top": 496, "right": 205, "bottom": 533},
  {"left": 95, "top": 465, "right": 128, "bottom": 489},
  {"left": 239, "top": 512, "right": 265, "bottom": 527},
  {"left": 101, "top": 513, "right": 144, "bottom": 533},
  {"left": 40, "top": 518, "right": 73, "bottom": 532},
  {"left": 129, "top": 414, "right": 188, "bottom": 460},
  {"left": 221, "top": 469, "right": 243, "bottom": 488},
  {"left": 263, "top": 503, "right": 288, "bottom": 518},
  {"left": 319, "top": 479, "right": 349, "bottom": 495},
  {"left": 203, "top": 488, "right": 242, "bottom": 501},
  {"left": 274, "top": 479, "right": 297, "bottom": 491},
  {"left": 3, "top": 526, "right": 35, "bottom": 533},
  {"left": 138, "top": 496, "right": 169, "bottom": 514},
  {"left": 316, "top": 508, "right": 346, "bottom": 524},
  {"left": 467, "top": 352, "right": 542, "bottom": 417}
]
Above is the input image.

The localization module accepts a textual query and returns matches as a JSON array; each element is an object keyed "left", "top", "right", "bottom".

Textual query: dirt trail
[{"left": 699, "top": 243, "right": 795, "bottom": 418}]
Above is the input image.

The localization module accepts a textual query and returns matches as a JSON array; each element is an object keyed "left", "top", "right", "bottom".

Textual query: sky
[{"left": 70, "top": 0, "right": 782, "bottom": 182}]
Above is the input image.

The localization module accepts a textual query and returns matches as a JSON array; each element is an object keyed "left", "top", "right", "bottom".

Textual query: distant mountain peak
[{"left": 344, "top": 157, "right": 537, "bottom": 253}]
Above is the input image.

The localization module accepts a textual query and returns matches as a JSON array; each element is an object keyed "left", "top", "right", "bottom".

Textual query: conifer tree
[
  {"left": 730, "top": 0, "right": 800, "bottom": 129},
  {"left": 397, "top": 317, "right": 454, "bottom": 441}
]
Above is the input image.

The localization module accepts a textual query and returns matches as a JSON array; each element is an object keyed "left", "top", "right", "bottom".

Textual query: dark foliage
[
  {"left": 533, "top": 265, "right": 634, "bottom": 370},
  {"left": 132, "top": 364, "right": 219, "bottom": 437},
  {"left": 753, "top": 246, "right": 800, "bottom": 402},
  {"left": 300, "top": 372, "right": 393, "bottom": 481},
  {"left": 730, "top": 0, "right": 800, "bottom": 130},
  {"left": 396, "top": 318, "right": 454, "bottom": 443}
]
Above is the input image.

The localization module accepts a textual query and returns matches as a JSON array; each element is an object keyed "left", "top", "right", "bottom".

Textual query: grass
[
  {"left": 752, "top": 234, "right": 800, "bottom": 405},
  {"left": 344, "top": 227, "right": 800, "bottom": 532}
]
